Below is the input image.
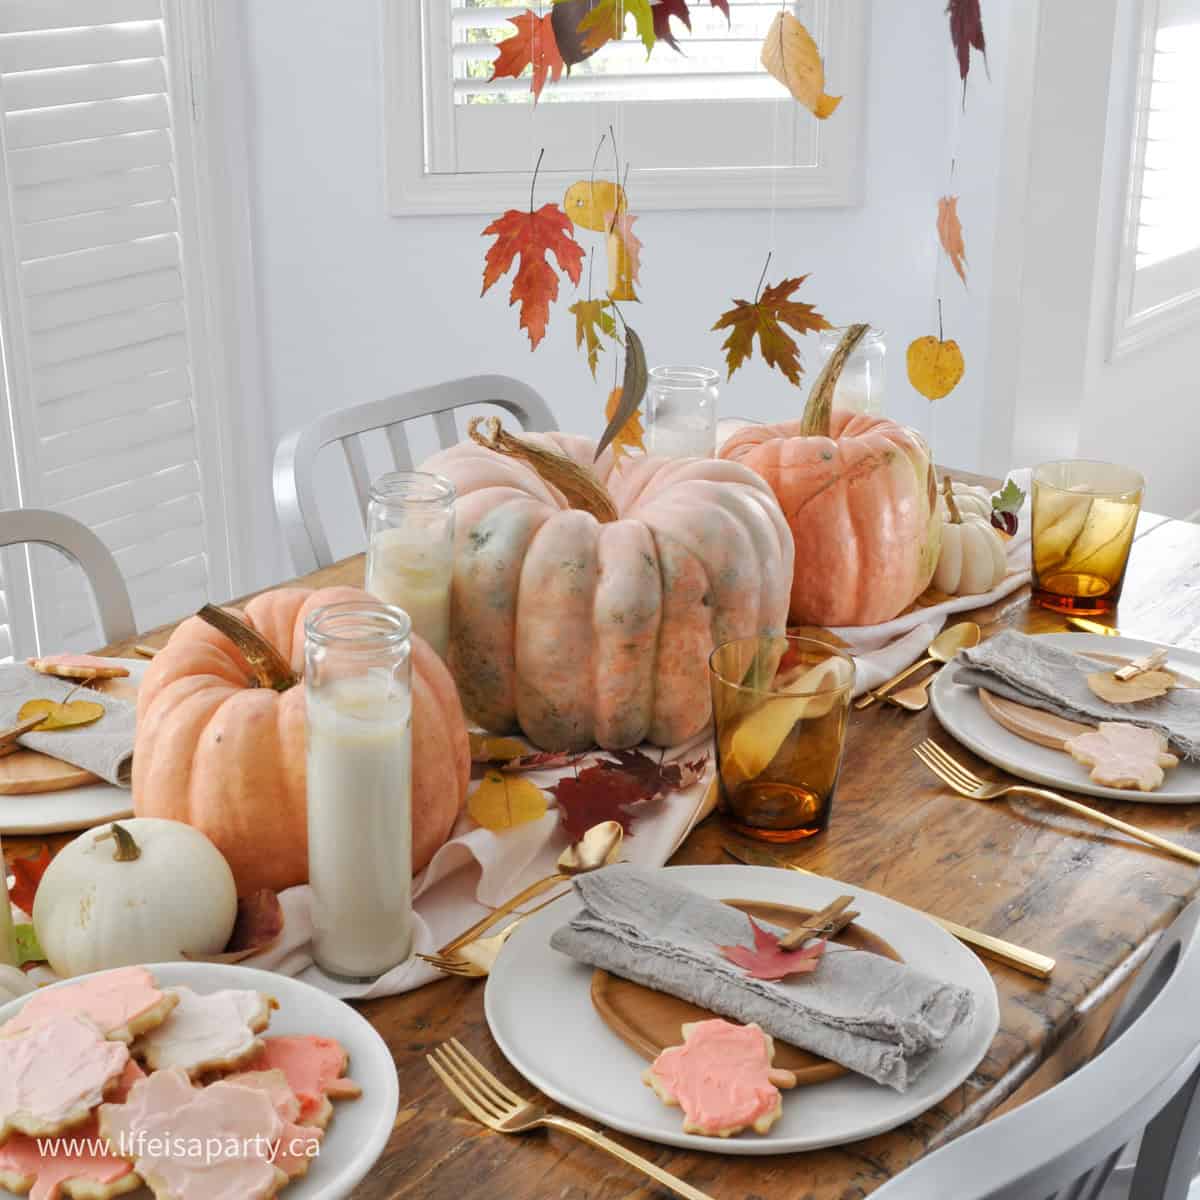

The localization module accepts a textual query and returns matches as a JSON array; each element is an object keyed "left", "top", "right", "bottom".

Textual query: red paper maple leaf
[
  {"left": 490, "top": 10, "right": 565, "bottom": 102},
  {"left": 552, "top": 764, "right": 648, "bottom": 841},
  {"left": 946, "top": 0, "right": 986, "bottom": 96},
  {"left": 481, "top": 204, "right": 584, "bottom": 349},
  {"left": 719, "top": 917, "right": 827, "bottom": 981},
  {"left": 8, "top": 844, "right": 52, "bottom": 916},
  {"left": 600, "top": 749, "right": 707, "bottom": 799}
]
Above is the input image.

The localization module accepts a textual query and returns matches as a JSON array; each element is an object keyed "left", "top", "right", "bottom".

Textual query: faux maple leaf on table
[
  {"left": 719, "top": 917, "right": 827, "bottom": 981},
  {"left": 7, "top": 844, "right": 52, "bottom": 916},
  {"left": 712, "top": 274, "right": 832, "bottom": 386},
  {"left": 937, "top": 195, "right": 968, "bottom": 285},
  {"left": 490, "top": 9, "right": 565, "bottom": 101},
  {"left": 947, "top": 0, "right": 987, "bottom": 99}
]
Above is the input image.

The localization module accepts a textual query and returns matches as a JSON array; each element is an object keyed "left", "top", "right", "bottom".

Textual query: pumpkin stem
[
  {"left": 468, "top": 417, "right": 618, "bottom": 524},
  {"left": 196, "top": 605, "right": 299, "bottom": 692},
  {"left": 95, "top": 822, "right": 141, "bottom": 862},
  {"left": 942, "top": 474, "right": 963, "bottom": 525},
  {"left": 799, "top": 323, "right": 871, "bottom": 438}
]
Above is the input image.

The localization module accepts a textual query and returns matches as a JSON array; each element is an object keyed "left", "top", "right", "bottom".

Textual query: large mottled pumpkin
[
  {"left": 421, "top": 419, "right": 793, "bottom": 751},
  {"left": 719, "top": 325, "right": 942, "bottom": 627},
  {"left": 134, "top": 586, "right": 469, "bottom": 896}
]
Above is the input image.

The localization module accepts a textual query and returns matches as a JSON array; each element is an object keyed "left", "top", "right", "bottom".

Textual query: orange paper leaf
[
  {"left": 603, "top": 386, "right": 645, "bottom": 461},
  {"left": 760, "top": 11, "right": 841, "bottom": 118},
  {"left": 489, "top": 10, "right": 565, "bottom": 101},
  {"left": 712, "top": 275, "right": 832, "bottom": 386},
  {"left": 8, "top": 845, "right": 52, "bottom": 917},
  {"left": 907, "top": 334, "right": 965, "bottom": 400},
  {"left": 937, "top": 196, "right": 968, "bottom": 285},
  {"left": 481, "top": 204, "right": 585, "bottom": 349}
]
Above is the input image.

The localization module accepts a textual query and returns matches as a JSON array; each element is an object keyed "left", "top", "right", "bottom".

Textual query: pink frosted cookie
[
  {"left": 239, "top": 1035, "right": 362, "bottom": 1128},
  {"left": 220, "top": 1070, "right": 324, "bottom": 1180},
  {"left": 1066, "top": 722, "right": 1179, "bottom": 791},
  {"left": 643, "top": 1019, "right": 797, "bottom": 1138},
  {"left": 0, "top": 1015, "right": 130, "bottom": 1140},
  {"left": 26, "top": 654, "right": 130, "bottom": 681},
  {"left": 99, "top": 1069, "right": 287, "bottom": 1200},
  {"left": 131, "top": 986, "right": 276, "bottom": 1077},
  {"left": 1, "top": 967, "right": 178, "bottom": 1045},
  {"left": 0, "top": 1062, "right": 145, "bottom": 1200}
]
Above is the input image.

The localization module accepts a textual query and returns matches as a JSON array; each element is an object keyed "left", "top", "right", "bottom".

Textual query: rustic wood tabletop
[{"left": 7, "top": 496, "right": 1200, "bottom": 1199}]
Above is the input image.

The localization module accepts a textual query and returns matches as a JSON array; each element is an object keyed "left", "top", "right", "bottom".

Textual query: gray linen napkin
[
  {"left": 956, "top": 630, "right": 1200, "bottom": 760},
  {"left": 549, "top": 864, "right": 975, "bottom": 1092},
  {"left": 0, "top": 665, "right": 134, "bottom": 786}
]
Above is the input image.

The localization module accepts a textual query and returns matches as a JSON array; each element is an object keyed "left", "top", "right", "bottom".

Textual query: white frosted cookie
[{"left": 131, "top": 986, "right": 276, "bottom": 1077}]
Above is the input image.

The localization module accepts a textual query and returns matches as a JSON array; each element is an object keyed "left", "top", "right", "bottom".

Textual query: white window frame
[
  {"left": 385, "top": 0, "right": 867, "bottom": 215},
  {"left": 1109, "top": 0, "right": 1200, "bottom": 360}
]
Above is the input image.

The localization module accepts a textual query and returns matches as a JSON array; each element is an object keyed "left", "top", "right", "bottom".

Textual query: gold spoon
[
  {"left": 888, "top": 677, "right": 935, "bottom": 712},
  {"left": 854, "top": 621, "right": 982, "bottom": 710},
  {"left": 437, "top": 821, "right": 624, "bottom": 956}
]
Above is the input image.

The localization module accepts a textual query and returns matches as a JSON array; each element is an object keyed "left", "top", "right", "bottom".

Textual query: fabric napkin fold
[
  {"left": 548, "top": 864, "right": 975, "bottom": 1092},
  {"left": 0, "top": 665, "right": 134, "bottom": 786},
  {"left": 956, "top": 630, "right": 1200, "bottom": 760}
]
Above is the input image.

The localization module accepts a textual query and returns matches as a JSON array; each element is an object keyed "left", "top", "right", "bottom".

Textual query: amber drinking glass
[
  {"left": 709, "top": 635, "right": 855, "bottom": 843},
  {"left": 1031, "top": 460, "right": 1144, "bottom": 615}
]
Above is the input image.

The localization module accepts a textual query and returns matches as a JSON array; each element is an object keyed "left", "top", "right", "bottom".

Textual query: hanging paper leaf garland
[
  {"left": 489, "top": 10, "right": 565, "bottom": 102},
  {"left": 603, "top": 386, "right": 645, "bottom": 461},
  {"left": 907, "top": 304, "right": 965, "bottom": 400},
  {"left": 937, "top": 196, "right": 968, "bottom": 285},
  {"left": 577, "top": 0, "right": 657, "bottom": 57},
  {"left": 946, "top": 0, "right": 987, "bottom": 99},
  {"left": 570, "top": 297, "right": 617, "bottom": 377},
  {"left": 595, "top": 323, "right": 648, "bottom": 460},
  {"left": 551, "top": 0, "right": 602, "bottom": 66},
  {"left": 760, "top": 12, "right": 841, "bottom": 118}
]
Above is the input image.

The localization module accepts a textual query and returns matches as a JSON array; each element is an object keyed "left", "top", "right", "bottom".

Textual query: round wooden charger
[
  {"left": 590, "top": 898, "right": 903, "bottom": 1087},
  {"left": 0, "top": 677, "right": 137, "bottom": 795}
]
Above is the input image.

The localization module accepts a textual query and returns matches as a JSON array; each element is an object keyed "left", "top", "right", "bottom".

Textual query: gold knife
[
  {"left": 1066, "top": 616, "right": 1121, "bottom": 637},
  {"left": 722, "top": 844, "right": 1054, "bottom": 980}
]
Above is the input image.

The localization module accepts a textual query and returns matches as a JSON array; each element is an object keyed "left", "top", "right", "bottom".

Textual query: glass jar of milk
[
  {"left": 815, "top": 326, "right": 887, "bottom": 415},
  {"left": 305, "top": 601, "right": 413, "bottom": 981},
  {"left": 366, "top": 472, "right": 456, "bottom": 659},
  {"left": 646, "top": 366, "right": 719, "bottom": 458}
]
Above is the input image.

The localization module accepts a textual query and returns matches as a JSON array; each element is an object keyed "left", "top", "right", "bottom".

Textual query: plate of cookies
[{"left": 0, "top": 961, "right": 399, "bottom": 1199}]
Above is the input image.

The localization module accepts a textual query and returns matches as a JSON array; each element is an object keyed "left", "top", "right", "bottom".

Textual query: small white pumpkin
[
  {"left": 934, "top": 477, "right": 1008, "bottom": 596},
  {"left": 938, "top": 477, "right": 993, "bottom": 522},
  {"left": 0, "top": 963, "right": 34, "bottom": 1004},
  {"left": 33, "top": 818, "right": 237, "bottom": 978}
]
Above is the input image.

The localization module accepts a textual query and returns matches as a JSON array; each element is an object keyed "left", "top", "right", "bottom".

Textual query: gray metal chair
[
  {"left": 272, "top": 375, "right": 557, "bottom": 574},
  {"left": 872, "top": 900, "right": 1200, "bottom": 1200},
  {"left": 0, "top": 508, "right": 136, "bottom": 649}
]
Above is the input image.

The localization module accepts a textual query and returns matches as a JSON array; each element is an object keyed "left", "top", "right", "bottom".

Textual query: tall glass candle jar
[
  {"left": 366, "top": 472, "right": 455, "bottom": 659},
  {"left": 0, "top": 837, "right": 16, "bottom": 966},
  {"left": 646, "top": 366, "right": 719, "bottom": 458},
  {"left": 816, "top": 327, "right": 886, "bottom": 415},
  {"left": 305, "top": 601, "right": 413, "bottom": 981}
]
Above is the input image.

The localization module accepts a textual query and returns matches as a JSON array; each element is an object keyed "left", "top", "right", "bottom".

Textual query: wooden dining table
[{"left": 6, "top": 486, "right": 1200, "bottom": 1199}]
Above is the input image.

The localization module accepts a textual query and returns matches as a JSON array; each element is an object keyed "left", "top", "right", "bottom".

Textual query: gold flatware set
[{"left": 854, "top": 621, "right": 981, "bottom": 712}]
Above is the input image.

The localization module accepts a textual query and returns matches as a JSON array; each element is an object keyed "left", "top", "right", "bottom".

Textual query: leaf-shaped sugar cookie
[{"left": 1065, "top": 722, "right": 1179, "bottom": 792}]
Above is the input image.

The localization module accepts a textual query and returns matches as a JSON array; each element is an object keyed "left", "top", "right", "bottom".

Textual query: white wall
[{"left": 241, "top": 0, "right": 1011, "bottom": 577}]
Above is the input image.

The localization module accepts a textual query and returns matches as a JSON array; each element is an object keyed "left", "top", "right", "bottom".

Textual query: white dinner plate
[
  {"left": 930, "top": 632, "right": 1200, "bottom": 803},
  {"left": 0, "top": 961, "right": 399, "bottom": 1200},
  {"left": 484, "top": 864, "right": 999, "bottom": 1155},
  {"left": 0, "top": 658, "right": 146, "bottom": 835}
]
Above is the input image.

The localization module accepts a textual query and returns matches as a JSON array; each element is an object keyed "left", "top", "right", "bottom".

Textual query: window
[
  {"left": 0, "top": 0, "right": 244, "bottom": 656},
  {"left": 1112, "top": 0, "right": 1200, "bottom": 355},
  {"left": 386, "top": 0, "right": 866, "bottom": 213}
]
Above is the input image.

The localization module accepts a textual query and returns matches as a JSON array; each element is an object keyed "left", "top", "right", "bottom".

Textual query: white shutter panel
[{"left": 0, "top": 0, "right": 233, "bottom": 654}]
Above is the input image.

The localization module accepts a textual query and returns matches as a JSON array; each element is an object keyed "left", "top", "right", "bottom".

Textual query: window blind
[{"left": 0, "top": 0, "right": 229, "bottom": 654}]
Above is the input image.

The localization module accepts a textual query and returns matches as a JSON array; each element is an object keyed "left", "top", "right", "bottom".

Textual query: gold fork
[
  {"left": 419, "top": 892, "right": 566, "bottom": 978},
  {"left": 427, "top": 1039, "right": 716, "bottom": 1200},
  {"left": 914, "top": 739, "right": 1200, "bottom": 866}
]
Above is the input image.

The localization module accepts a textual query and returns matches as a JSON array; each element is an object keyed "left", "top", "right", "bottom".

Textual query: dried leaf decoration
[
  {"left": 606, "top": 210, "right": 642, "bottom": 301},
  {"left": 17, "top": 697, "right": 105, "bottom": 731},
  {"left": 712, "top": 274, "right": 832, "bottom": 386},
  {"left": 595, "top": 324, "right": 648, "bottom": 460},
  {"left": 481, "top": 197, "right": 584, "bottom": 349},
  {"left": 564, "top": 180, "right": 626, "bottom": 232},
  {"left": 719, "top": 916, "right": 827, "bottom": 981},
  {"left": 188, "top": 889, "right": 285, "bottom": 964},
  {"left": 937, "top": 196, "right": 968, "bottom": 285},
  {"left": 551, "top": 0, "right": 602, "bottom": 66},
  {"left": 8, "top": 844, "right": 52, "bottom": 916},
  {"left": 947, "top": 0, "right": 987, "bottom": 98},
  {"left": 570, "top": 298, "right": 617, "bottom": 378},
  {"left": 469, "top": 732, "right": 530, "bottom": 764},
  {"left": 760, "top": 12, "right": 841, "bottom": 119},
  {"left": 469, "top": 770, "right": 549, "bottom": 832},
  {"left": 489, "top": 10, "right": 565, "bottom": 102},
  {"left": 577, "top": 0, "right": 656, "bottom": 57},
  {"left": 653, "top": 0, "right": 692, "bottom": 50},
  {"left": 907, "top": 333, "right": 965, "bottom": 400},
  {"left": 603, "top": 387, "right": 644, "bottom": 461}
]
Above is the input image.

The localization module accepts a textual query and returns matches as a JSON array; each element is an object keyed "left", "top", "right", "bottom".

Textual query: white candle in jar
[
  {"left": 647, "top": 418, "right": 716, "bottom": 459},
  {"left": 0, "top": 837, "right": 17, "bottom": 967},
  {"left": 306, "top": 674, "right": 412, "bottom": 979},
  {"left": 367, "top": 527, "right": 453, "bottom": 658}
]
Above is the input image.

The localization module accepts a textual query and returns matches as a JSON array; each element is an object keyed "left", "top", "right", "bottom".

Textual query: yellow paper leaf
[
  {"left": 569, "top": 298, "right": 617, "bottom": 379},
  {"left": 469, "top": 733, "right": 532, "bottom": 764},
  {"left": 906, "top": 335, "right": 965, "bottom": 400},
  {"left": 468, "top": 770, "right": 548, "bottom": 832},
  {"left": 604, "top": 386, "right": 645, "bottom": 462},
  {"left": 606, "top": 213, "right": 642, "bottom": 302},
  {"left": 937, "top": 196, "right": 968, "bottom": 285},
  {"left": 17, "top": 698, "right": 105, "bottom": 731},
  {"left": 563, "top": 180, "right": 627, "bottom": 232},
  {"left": 760, "top": 12, "right": 842, "bottom": 119}
]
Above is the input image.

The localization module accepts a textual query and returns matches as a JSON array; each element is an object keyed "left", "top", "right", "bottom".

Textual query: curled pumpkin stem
[
  {"left": 95, "top": 822, "right": 141, "bottom": 862},
  {"left": 196, "top": 604, "right": 298, "bottom": 692},
  {"left": 799, "top": 323, "right": 870, "bottom": 439},
  {"left": 468, "top": 416, "right": 618, "bottom": 524},
  {"left": 942, "top": 475, "right": 963, "bottom": 525}
]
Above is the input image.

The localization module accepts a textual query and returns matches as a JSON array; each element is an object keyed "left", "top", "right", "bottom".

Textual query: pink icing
[
  {"left": 2, "top": 966, "right": 168, "bottom": 1042},
  {"left": 222, "top": 1070, "right": 324, "bottom": 1179},
  {"left": 0, "top": 1063, "right": 143, "bottom": 1200},
  {"left": 648, "top": 1019, "right": 785, "bottom": 1135},
  {"left": 242, "top": 1035, "right": 360, "bottom": 1123},
  {"left": 0, "top": 1015, "right": 130, "bottom": 1135}
]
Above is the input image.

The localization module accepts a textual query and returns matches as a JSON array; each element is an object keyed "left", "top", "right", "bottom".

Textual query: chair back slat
[
  {"left": 384, "top": 423, "right": 414, "bottom": 472},
  {"left": 340, "top": 434, "right": 374, "bottom": 528},
  {"left": 432, "top": 408, "right": 459, "bottom": 450}
]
